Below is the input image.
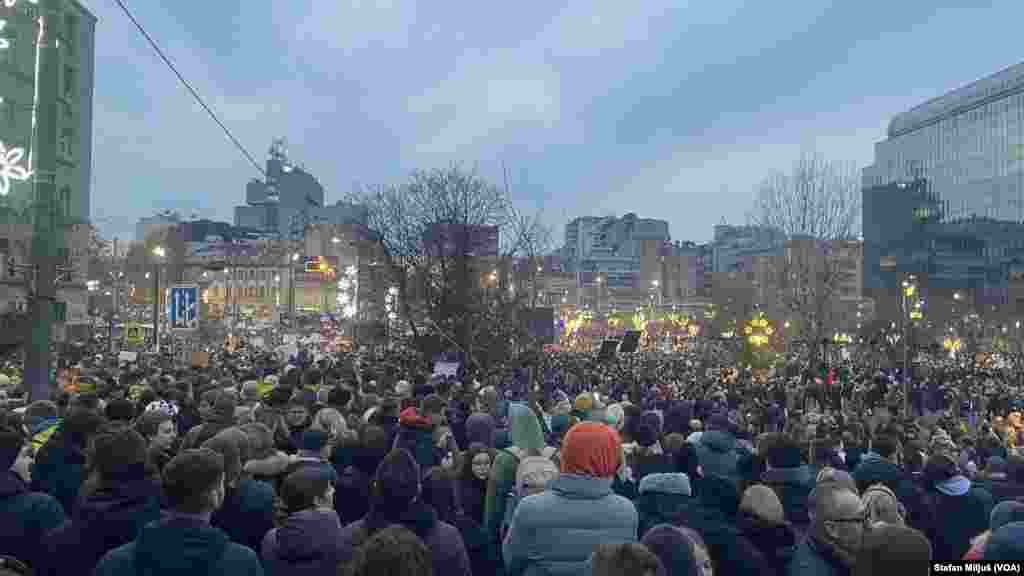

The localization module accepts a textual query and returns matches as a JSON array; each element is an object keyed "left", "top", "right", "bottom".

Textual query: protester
[
  {"left": 336, "top": 449, "right": 471, "bottom": 576},
  {"left": 37, "top": 429, "right": 161, "bottom": 576},
  {"left": 854, "top": 523, "right": 931, "bottom": 576},
  {"left": 633, "top": 472, "right": 694, "bottom": 537},
  {"left": 334, "top": 424, "right": 390, "bottom": 526},
  {"left": 589, "top": 542, "right": 664, "bottom": 576},
  {"left": 420, "top": 467, "right": 501, "bottom": 576},
  {"left": 261, "top": 466, "right": 344, "bottom": 576},
  {"left": 484, "top": 402, "right": 555, "bottom": 541},
  {"left": 340, "top": 524, "right": 433, "bottom": 576},
  {"left": 761, "top": 434, "right": 814, "bottom": 531},
  {"left": 92, "top": 448, "right": 264, "bottom": 575},
  {"left": 919, "top": 452, "right": 993, "bottom": 561},
  {"left": 204, "top": 430, "right": 276, "bottom": 557},
  {"left": 860, "top": 483, "right": 905, "bottom": 526},
  {"left": 181, "top": 390, "right": 238, "bottom": 450},
  {"left": 962, "top": 499, "right": 1024, "bottom": 560},
  {"left": 458, "top": 442, "right": 493, "bottom": 526},
  {"left": 30, "top": 407, "right": 105, "bottom": 515},
  {"left": 503, "top": 421, "right": 638, "bottom": 576},
  {"left": 135, "top": 405, "right": 178, "bottom": 474},
  {"left": 737, "top": 484, "right": 798, "bottom": 576},
  {"left": 788, "top": 485, "right": 864, "bottom": 576},
  {"left": 0, "top": 426, "right": 64, "bottom": 568},
  {"left": 694, "top": 414, "right": 742, "bottom": 482},
  {"left": 982, "top": 521, "right": 1024, "bottom": 560},
  {"left": 641, "top": 524, "right": 701, "bottom": 576}
]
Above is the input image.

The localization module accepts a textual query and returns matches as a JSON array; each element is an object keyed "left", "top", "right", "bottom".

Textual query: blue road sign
[{"left": 169, "top": 284, "right": 200, "bottom": 331}]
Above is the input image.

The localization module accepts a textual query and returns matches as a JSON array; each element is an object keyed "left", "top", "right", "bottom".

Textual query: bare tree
[
  {"left": 748, "top": 152, "right": 862, "bottom": 373},
  {"left": 351, "top": 164, "right": 552, "bottom": 367},
  {"left": 749, "top": 152, "right": 861, "bottom": 240}
]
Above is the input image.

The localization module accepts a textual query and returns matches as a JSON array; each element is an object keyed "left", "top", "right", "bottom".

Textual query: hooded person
[
  {"left": 920, "top": 452, "right": 993, "bottom": 561},
  {"left": 861, "top": 483, "right": 906, "bottom": 526},
  {"left": 503, "top": 421, "right": 638, "bottom": 576},
  {"left": 759, "top": 434, "right": 814, "bottom": 532},
  {"left": 983, "top": 521, "right": 1024, "bottom": 560},
  {"left": 854, "top": 524, "right": 932, "bottom": 576},
  {"left": 261, "top": 465, "right": 344, "bottom": 576},
  {"left": 736, "top": 484, "right": 798, "bottom": 576},
  {"left": 694, "top": 413, "right": 743, "bottom": 482},
  {"left": 483, "top": 402, "right": 556, "bottom": 542},
  {"left": 37, "top": 429, "right": 162, "bottom": 576},
  {"left": 93, "top": 449, "right": 262, "bottom": 576},
  {"left": 629, "top": 412, "right": 674, "bottom": 485},
  {"left": 963, "top": 500, "right": 1024, "bottom": 560},
  {"left": 465, "top": 412, "right": 497, "bottom": 450},
  {"left": 335, "top": 449, "right": 472, "bottom": 576},
  {"left": 632, "top": 471, "right": 695, "bottom": 538}
]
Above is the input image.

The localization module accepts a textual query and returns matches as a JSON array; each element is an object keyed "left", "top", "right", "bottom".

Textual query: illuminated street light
[
  {"left": 331, "top": 237, "right": 341, "bottom": 244},
  {"left": 292, "top": 253, "right": 300, "bottom": 262},
  {"left": 152, "top": 246, "right": 165, "bottom": 258}
]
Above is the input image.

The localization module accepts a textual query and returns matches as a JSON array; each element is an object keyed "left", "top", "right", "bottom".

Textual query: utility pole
[
  {"left": 24, "top": 0, "right": 60, "bottom": 403},
  {"left": 152, "top": 262, "right": 160, "bottom": 354},
  {"left": 110, "top": 237, "right": 119, "bottom": 352}
]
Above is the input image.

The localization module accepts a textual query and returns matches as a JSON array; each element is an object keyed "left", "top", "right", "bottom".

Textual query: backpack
[{"left": 500, "top": 445, "right": 559, "bottom": 538}]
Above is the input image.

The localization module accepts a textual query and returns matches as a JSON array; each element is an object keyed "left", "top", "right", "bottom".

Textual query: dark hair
[
  {"left": 872, "top": 434, "right": 902, "bottom": 459},
  {"left": 135, "top": 410, "right": 173, "bottom": 440},
  {"left": 0, "top": 427, "right": 24, "bottom": 471},
  {"left": 674, "top": 442, "right": 701, "bottom": 478},
  {"left": 641, "top": 524, "right": 699, "bottom": 576},
  {"left": 104, "top": 398, "right": 136, "bottom": 423},
  {"left": 1009, "top": 456, "right": 1024, "bottom": 484},
  {"left": 343, "top": 524, "right": 433, "bottom": 576},
  {"left": 765, "top": 435, "right": 802, "bottom": 469},
  {"left": 90, "top": 428, "right": 148, "bottom": 483},
  {"left": 58, "top": 408, "right": 107, "bottom": 450},
  {"left": 590, "top": 542, "right": 663, "bottom": 576},
  {"left": 923, "top": 453, "right": 959, "bottom": 488},
  {"left": 420, "top": 394, "right": 444, "bottom": 418},
  {"left": 459, "top": 442, "right": 492, "bottom": 484},
  {"left": 162, "top": 449, "right": 224, "bottom": 514},
  {"left": 420, "top": 467, "right": 461, "bottom": 525},
  {"left": 280, "top": 465, "right": 334, "bottom": 513},
  {"left": 372, "top": 449, "right": 421, "bottom": 510}
]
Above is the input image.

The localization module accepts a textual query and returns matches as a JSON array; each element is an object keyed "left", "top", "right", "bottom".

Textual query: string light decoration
[
  {"left": 744, "top": 311, "right": 774, "bottom": 347},
  {"left": 0, "top": 0, "right": 38, "bottom": 195},
  {"left": 336, "top": 264, "right": 357, "bottom": 318}
]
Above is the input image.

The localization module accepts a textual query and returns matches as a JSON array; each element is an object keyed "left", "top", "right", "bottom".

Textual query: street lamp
[
  {"left": 151, "top": 245, "right": 165, "bottom": 353},
  {"left": 331, "top": 236, "right": 341, "bottom": 244}
]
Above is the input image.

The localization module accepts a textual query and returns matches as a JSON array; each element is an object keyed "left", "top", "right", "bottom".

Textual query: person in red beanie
[{"left": 503, "top": 421, "right": 638, "bottom": 576}]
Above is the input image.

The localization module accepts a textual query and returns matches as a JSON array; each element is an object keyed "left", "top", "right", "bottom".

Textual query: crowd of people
[{"left": 0, "top": 340, "right": 1020, "bottom": 575}]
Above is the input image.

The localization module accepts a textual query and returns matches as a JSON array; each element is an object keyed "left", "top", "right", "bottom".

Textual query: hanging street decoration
[{"left": 0, "top": 142, "right": 32, "bottom": 196}]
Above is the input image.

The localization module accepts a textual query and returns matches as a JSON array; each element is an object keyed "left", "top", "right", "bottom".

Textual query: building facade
[
  {"left": 0, "top": 0, "right": 95, "bottom": 223},
  {"left": 135, "top": 211, "right": 182, "bottom": 243},
  {"left": 863, "top": 63, "right": 1024, "bottom": 321},
  {"left": 863, "top": 62, "right": 1024, "bottom": 223}
]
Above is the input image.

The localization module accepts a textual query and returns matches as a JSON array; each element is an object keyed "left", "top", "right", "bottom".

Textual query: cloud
[{"left": 80, "top": 0, "right": 1024, "bottom": 248}]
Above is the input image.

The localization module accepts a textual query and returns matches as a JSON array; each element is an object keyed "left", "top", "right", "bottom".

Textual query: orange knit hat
[{"left": 559, "top": 421, "right": 622, "bottom": 478}]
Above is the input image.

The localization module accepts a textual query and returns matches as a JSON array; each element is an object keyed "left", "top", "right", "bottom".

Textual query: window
[
  {"left": 63, "top": 65, "right": 75, "bottom": 99},
  {"left": 59, "top": 186, "right": 70, "bottom": 220},
  {"left": 59, "top": 127, "right": 73, "bottom": 158}
]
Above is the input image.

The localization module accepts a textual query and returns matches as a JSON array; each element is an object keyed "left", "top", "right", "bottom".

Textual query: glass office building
[{"left": 863, "top": 62, "right": 1024, "bottom": 222}]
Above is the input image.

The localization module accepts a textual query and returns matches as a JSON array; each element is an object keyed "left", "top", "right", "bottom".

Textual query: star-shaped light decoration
[{"left": 0, "top": 141, "right": 32, "bottom": 196}]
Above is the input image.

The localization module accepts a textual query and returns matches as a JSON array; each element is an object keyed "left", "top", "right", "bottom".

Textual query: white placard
[{"left": 118, "top": 351, "right": 138, "bottom": 363}]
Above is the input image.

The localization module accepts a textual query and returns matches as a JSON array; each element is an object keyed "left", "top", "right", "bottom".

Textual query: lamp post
[
  {"left": 901, "top": 275, "right": 917, "bottom": 416},
  {"left": 151, "top": 245, "right": 165, "bottom": 354}
]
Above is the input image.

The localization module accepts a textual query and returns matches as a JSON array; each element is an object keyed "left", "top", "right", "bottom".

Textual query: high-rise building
[
  {"left": 234, "top": 139, "right": 367, "bottom": 239},
  {"left": 863, "top": 63, "right": 1024, "bottom": 317},
  {"left": 863, "top": 61, "right": 1024, "bottom": 222},
  {"left": 135, "top": 210, "right": 182, "bottom": 243},
  {"left": 0, "top": 0, "right": 96, "bottom": 223}
]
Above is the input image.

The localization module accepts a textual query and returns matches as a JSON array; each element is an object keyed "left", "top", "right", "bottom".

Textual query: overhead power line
[{"left": 110, "top": 0, "right": 266, "bottom": 178}]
